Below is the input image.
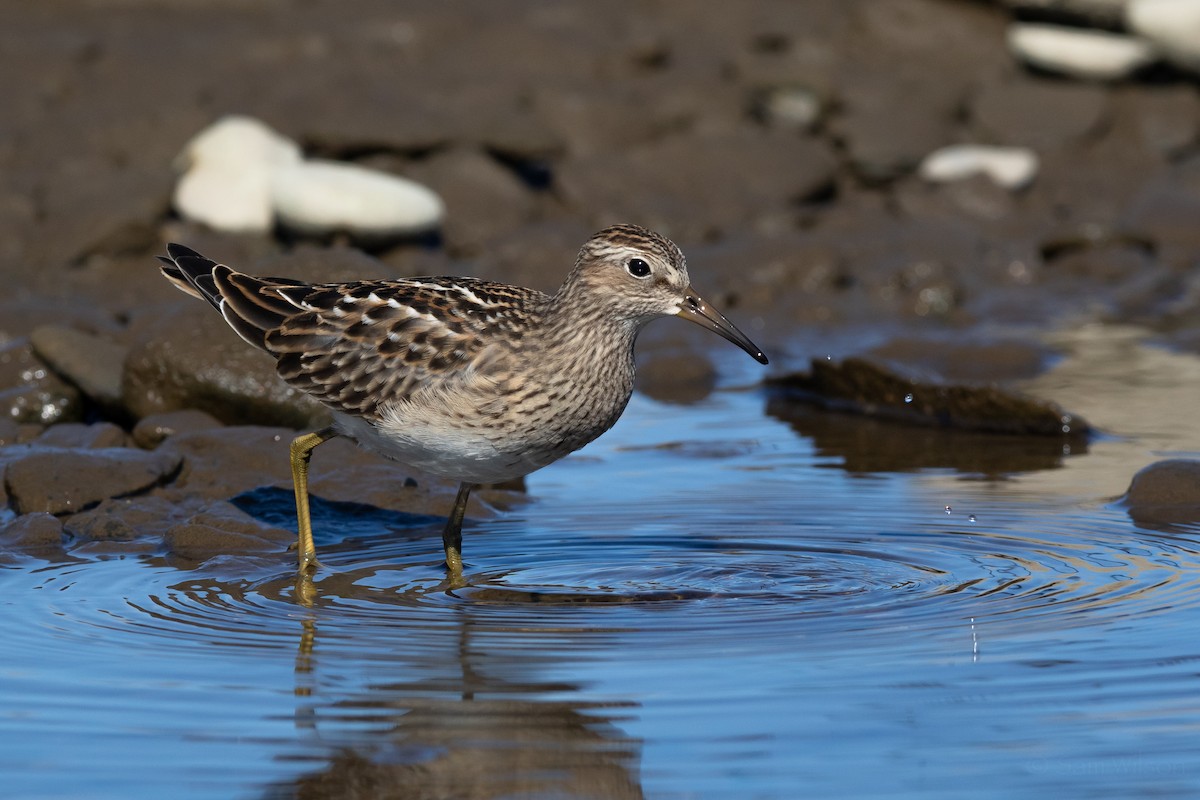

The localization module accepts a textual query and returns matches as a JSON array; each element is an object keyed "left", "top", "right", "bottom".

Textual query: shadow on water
[
  {"left": 765, "top": 396, "right": 1086, "bottom": 477},
  {"left": 266, "top": 610, "right": 644, "bottom": 800}
]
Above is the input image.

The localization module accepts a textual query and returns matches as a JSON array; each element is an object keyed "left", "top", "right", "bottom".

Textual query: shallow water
[{"left": 5, "top": 326, "right": 1200, "bottom": 799}]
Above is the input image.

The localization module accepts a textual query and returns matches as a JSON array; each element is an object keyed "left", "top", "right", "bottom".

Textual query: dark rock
[
  {"left": 162, "top": 502, "right": 292, "bottom": 562},
  {"left": 972, "top": 78, "right": 1108, "bottom": 151},
  {"left": 35, "top": 422, "right": 130, "bottom": 449},
  {"left": 404, "top": 147, "right": 538, "bottom": 254},
  {"left": 64, "top": 494, "right": 196, "bottom": 543},
  {"left": 0, "top": 298, "right": 119, "bottom": 342},
  {"left": 834, "top": 71, "right": 960, "bottom": 182},
  {"left": 131, "top": 409, "right": 223, "bottom": 449},
  {"left": 0, "top": 419, "right": 40, "bottom": 447},
  {"left": 29, "top": 157, "right": 171, "bottom": 269},
  {"left": 557, "top": 129, "right": 837, "bottom": 241},
  {"left": 157, "top": 426, "right": 297, "bottom": 498},
  {"left": 60, "top": 494, "right": 291, "bottom": 562},
  {"left": 767, "top": 357, "right": 1090, "bottom": 437},
  {"left": 1120, "top": 460, "right": 1200, "bottom": 527},
  {"left": 1119, "top": 165, "right": 1200, "bottom": 269},
  {"left": 29, "top": 324, "right": 128, "bottom": 412},
  {"left": 0, "top": 512, "right": 65, "bottom": 553},
  {"left": 3, "top": 446, "right": 182, "bottom": 515},
  {"left": 121, "top": 304, "right": 329, "bottom": 429},
  {"left": 1107, "top": 86, "right": 1200, "bottom": 161},
  {"left": 0, "top": 339, "right": 83, "bottom": 425}
]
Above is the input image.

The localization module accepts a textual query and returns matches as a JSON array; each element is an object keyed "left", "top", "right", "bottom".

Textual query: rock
[
  {"left": 1121, "top": 459, "right": 1200, "bottom": 525},
  {"left": 766, "top": 357, "right": 1090, "bottom": 437},
  {"left": 3, "top": 445, "right": 182, "bottom": 515},
  {"left": 0, "top": 512, "right": 65, "bottom": 553},
  {"left": 131, "top": 409, "right": 223, "bottom": 449},
  {"left": 173, "top": 115, "right": 302, "bottom": 233},
  {"left": 35, "top": 422, "right": 130, "bottom": 449},
  {"left": 558, "top": 129, "right": 837, "bottom": 240},
  {"left": 63, "top": 494, "right": 194, "bottom": 543},
  {"left": 0, "top": 298, "right": 120, "bottom": 342},
  {"left": 919, "top": 145, "right": 1039, "bottom": 190},
  {"left": 29, "top": 324, "right": 128, "bottom": 412},
  {"left": 0, "top": 339, "right": 83, "bottom": 425},
  {"left": 156, "top": 425, "right": 297, "bottom": 499},
  {"left": 163, "top": 502, "right": 292, "bottom": 562},
  {"left": 1127, "top": 0, "right": 1200, "bottom": 73},
  {"left": 402, "top": 147, "right": 536, "bottom": 254},
  {"left": 270, "top": 159, "right": 444, "bottom": 241},
  {"left": 1007, "top": 24, "right": 1157, "bottom": 81},
  {"left": 752, "top": 86, "right": 824, "bottom": 131},
  {"left": 121, "top": 305, "right": 329, "bottom": 429},
  {"left": 972, "top": 78, "right": 1108, "bottom": 150},
  {"left": 835, "top": 69, "right": 962, "bottom": 182}
]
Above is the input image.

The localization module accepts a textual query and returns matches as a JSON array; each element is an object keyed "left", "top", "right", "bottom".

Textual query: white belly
[{"left": 331, "top": 409, "right": 552, "bottom": 484}]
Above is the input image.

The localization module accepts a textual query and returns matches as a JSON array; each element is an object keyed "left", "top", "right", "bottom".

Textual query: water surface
[{"left": 4, "top": 326, "right": 1200, "bottom": 798}]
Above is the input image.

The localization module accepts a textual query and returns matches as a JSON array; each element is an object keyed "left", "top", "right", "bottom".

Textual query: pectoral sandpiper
[{"left": 159, "top": 224, "right": 767, "bottom": 582}]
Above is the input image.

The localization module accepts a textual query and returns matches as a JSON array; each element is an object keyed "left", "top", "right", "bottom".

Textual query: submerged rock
[
  {"left": 767, "top": 357, "right": 1090, "bottom": 437},
  {"left": 1120, "top": 459, "right": 1200, "bottom": 525},
  {"left": 0, "top": 512, "right": 65, "bottom": 554}
]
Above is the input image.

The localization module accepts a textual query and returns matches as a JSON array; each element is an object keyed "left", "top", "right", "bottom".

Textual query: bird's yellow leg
[
  {"left": 443, "top": 482, "right": 474, "bottom": 582},
  {"left": 289, "top": 426, "right": 339, "bottom": 577}
]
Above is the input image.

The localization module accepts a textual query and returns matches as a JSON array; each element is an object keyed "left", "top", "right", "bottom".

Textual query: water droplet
[
  {"left": 825, "top": 354, "right": 832, "bottom": 361},
  {"left": 1062, "top": 444, "right": 1072, "bottom": 456},
  {"left": 904, "top": 393, "right": 914, "bottom": 404},
  {"left": 1061, "top": 424, "right": 1070, "bottom": 433},
  {"left": 944, "top": 505, "right": 952, "bottom": 515},
  {"left": 1061, "top": 414, "right": 1072, "bottom": 424},
  {"left": 968, "top": 514, "right": 976, "bottom": 523}
]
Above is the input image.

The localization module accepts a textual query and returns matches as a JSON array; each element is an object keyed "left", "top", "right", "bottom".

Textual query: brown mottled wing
[
  {"left": 158, "top": 243, "right": 544, "bottom": 419},
  {"left": 261, "top": 278, "right": 543, "bottom": 418}
]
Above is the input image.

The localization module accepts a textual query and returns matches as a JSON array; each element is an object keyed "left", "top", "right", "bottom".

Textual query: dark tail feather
[
  {"left": 159, "top": 243, "right": 222, "bottom": 310},
  {"left": 157, "top": 243, "right": 306, "bottom": 353}
]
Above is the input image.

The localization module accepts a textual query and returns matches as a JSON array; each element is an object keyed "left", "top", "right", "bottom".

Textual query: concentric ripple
[{"left": 11, "top": 483, "right": 1195, "bottom": 662}]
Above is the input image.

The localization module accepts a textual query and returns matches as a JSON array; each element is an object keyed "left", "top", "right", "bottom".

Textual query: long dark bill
[{"left": 676, "top": 289, "right": 768, "bottom": 365}]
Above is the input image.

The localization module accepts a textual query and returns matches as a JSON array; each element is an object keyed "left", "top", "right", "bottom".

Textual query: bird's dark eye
[{"left": 626, "top": 258, "right": 651, "bottom": 278}]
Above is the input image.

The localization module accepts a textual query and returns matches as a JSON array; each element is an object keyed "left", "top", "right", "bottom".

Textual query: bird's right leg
[{"left": 289, "top": 426, "right": 339, "bottom": 577}]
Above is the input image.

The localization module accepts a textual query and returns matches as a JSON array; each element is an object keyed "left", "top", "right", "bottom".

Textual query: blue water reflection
[{"left": 4, "top": 380, "right": 1200, "bottom": 798}]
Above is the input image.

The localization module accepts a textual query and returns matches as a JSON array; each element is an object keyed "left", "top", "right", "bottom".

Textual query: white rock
[
  {"left": 172, "top": 116, "right": 302, "bottom": 233},
  {"left": 1007, "top": 23, "right": 1157, "bottom": 80},
  {"left": 1128, "top": 0, "right": 1200, "bottom": 73},
  {"left": 270, "top": 160, "right": 444, "bottom": 239},
  {"left": 919, "top": 145, "right": 1040, "bottom": 190}
]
